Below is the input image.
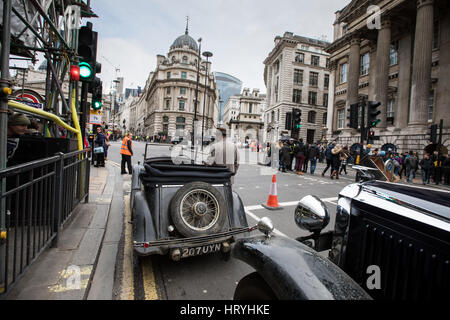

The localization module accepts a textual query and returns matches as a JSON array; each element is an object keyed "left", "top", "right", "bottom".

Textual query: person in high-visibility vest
[{"left": 120, "top": 133, "right": 133, "bottom": 175}]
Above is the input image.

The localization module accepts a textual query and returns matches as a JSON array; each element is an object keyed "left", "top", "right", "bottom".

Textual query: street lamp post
[
  {"left": 192, "top": 38, "right": 202, "bottom": 151},
  {"left": 201, "top": 51, "right": 213, "bottom": 150}
]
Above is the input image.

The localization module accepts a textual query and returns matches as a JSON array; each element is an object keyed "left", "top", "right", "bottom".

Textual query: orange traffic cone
[{"left": 262, "top": 174, "right": 283, "bottom": 211}]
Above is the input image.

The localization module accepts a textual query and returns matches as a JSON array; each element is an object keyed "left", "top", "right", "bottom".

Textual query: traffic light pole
[
  {"left": 359, "top": 97, "right": 366, "bottom": 163},
  {"left": 80, "top": 82, "right": 89, "bottom": 143}
]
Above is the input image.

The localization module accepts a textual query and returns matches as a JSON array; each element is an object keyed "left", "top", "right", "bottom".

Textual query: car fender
[
  {"left": 130, "top": 164, "right": 144, "bottom": 211},
  {"left": 132, "top": 191, "right": 164, "bottom": 256},
  {"left": 232, "top": 235, "right": 371, "bottom": 300}
]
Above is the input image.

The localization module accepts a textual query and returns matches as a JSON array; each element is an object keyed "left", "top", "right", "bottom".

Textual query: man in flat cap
[{"left": 7, "top": 113, "right": 30, "bottom": 161}]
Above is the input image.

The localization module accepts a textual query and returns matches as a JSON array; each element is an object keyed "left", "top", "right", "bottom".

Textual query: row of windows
[
  {"left": 268, "top": 109, "right": 327, "bottom": 125},
  {"left": 170, "top": 55, "right": 197, "bottom": 65},
  {"left": 162, "top": 116, "right": 186, "bottom": 130},
  {"left": 167, "top": 71, "right": 188, "bottom": 79},
  {"left": 295, "top": 52, "right": 330, "bottom": 68},
  {"left": 293, "top": 70, "right": 329, "bottom": 88},
  {"left": 338, "top": 41, "right": 400, "bottom": 84},
  {"left": 292, "top": 89, "right": 328, "bottom": 107},
  {"left": 166, "top": 87, "right": 188, "bottom": 95}
]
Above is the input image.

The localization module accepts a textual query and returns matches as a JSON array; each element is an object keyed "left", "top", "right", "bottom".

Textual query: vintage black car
[
  {"left": 233, "top": 181, "right": 450, "bottom": 300},
  {"left": 130, "top": 145, "right": 253, "bottom": 261}
]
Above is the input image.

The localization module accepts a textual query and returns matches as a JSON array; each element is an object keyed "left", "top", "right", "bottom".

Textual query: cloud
[
  {"left": 88, "top": 0, "right": 351, "bottom": 93},
  {"left": 97, "top": 37, "right": 155, "bottom": 93}
]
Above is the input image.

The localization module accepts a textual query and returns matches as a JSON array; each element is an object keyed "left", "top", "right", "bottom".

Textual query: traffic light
[
  {"left": 77, "top": 22, "right": 101, "bottom": 82},
  {"left": 347, "top": 103, "right": 359, "bottom": 129},
  {"left": 368, "top": 129, "right": 380, "bottom": 141},
  {"left": 90, "top": 77, "right": 103, "bottom": 110},
  {"left": 367, "top": 101, "right": 381, "bottom": 128},
  {"left": 429, "top": 124, "right": 438, "bottom": 144},
  {"left": 285, "top": 112, "right": 292, "bottom": 130},
  {"left": 70, "top": 65, "right": 80, "bottom": 81},
  {"left": 292, "top": 108, "right": 302, "bottom": 131}
]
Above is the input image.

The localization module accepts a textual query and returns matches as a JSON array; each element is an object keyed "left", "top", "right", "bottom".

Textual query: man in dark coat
[
  {"left": 294, "top": 139, "right": 306, "bottom": 175},
  {"left": 308, "top": 142, "right": 320, "bottom": 174},
  {"left": 419, "top": 153, "right": 433, "bottom": 185},
  {"left": 302, "top": 143, "right": 310, "bottom": 173},
  {"left": 94, "top": 126, "right": 107, "bottom": 167},
  {"left": 322, "top": 142, "right": 335, "bottom": 177},
  {"left": 280, "top": 142, "right": 291, "bottom": 173}
]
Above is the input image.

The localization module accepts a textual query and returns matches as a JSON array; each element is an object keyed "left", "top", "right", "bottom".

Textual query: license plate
[{"left": 181, "top": 243, "right": 222, "bottom": 258}]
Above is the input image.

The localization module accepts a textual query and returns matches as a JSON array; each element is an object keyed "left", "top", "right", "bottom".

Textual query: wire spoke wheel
[
  {"left": 180, "top": 189, "right": 220, "bottom": 231},
  {"left": 170, "top": 182, "right": 227, "bottom": 237}
]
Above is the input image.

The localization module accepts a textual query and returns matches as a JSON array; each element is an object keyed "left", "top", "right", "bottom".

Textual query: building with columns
[
  {"left": 264, "top": 32, "right": 331, "bottom": 144},
  {"left": 143, "top": 26, "right": 218, "bottom": 141},
  {"left": 326, "top": 0, "right": 450, "bottom": 154},
  {"left": 223, "top": 88, "right": 266, "bottom": 144}
]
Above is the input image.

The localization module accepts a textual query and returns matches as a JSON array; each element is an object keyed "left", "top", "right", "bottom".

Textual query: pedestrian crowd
[{"left": 369, "top": 148, "right": 450, "bottom": 186}]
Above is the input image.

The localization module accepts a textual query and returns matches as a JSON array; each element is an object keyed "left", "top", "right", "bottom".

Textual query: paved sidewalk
[{"left": 4, "top": 162, "right": 123, "bottom": 300}]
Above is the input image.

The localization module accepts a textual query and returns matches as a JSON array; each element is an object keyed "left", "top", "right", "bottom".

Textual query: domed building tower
[{"left": 143, "top": 23, "right": 218, "bottom": 142}]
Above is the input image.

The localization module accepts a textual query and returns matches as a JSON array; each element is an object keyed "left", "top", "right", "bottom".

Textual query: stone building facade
[
  {"left": 263, "top": 32, "right": 331, "bottom": 144},
  {"left": 143, "top": 28, "right": 218, "bottom": 141},
  {"left": 223, "top": 88, "right": 266, "bottom": 143},
  {"left": 326, "top": 0, "right": 450, "bottom": 154}
]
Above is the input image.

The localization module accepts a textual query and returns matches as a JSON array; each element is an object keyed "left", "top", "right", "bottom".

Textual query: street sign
[
  {"left": 12, "top": 89, "right": 44, "bottom": 109},
  {"left": 89, "top": 109, "right": 103, "bottom": 124}
]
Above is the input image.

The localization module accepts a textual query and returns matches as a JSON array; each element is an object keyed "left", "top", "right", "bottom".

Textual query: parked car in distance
[{"left": 233, "top": 181, "right": 450, "bottom": 300}]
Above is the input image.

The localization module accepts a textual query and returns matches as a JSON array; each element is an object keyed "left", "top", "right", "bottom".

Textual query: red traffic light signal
[{"left": 70, "top": 65, "right": 80, "bottom": 81}]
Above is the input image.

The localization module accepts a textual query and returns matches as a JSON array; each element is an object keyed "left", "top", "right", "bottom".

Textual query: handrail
[{"left": 7, "top": 99, "right": 83, "bottom": 150}]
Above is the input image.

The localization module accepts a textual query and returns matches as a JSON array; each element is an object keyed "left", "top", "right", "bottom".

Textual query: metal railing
[{"left": 0, "top": 149, "right": 90, "bottom": 296}]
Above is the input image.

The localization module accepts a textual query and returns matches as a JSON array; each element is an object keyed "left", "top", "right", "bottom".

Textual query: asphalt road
[{"left": 107, "top": 141, "right": 357, "bottom": 300}]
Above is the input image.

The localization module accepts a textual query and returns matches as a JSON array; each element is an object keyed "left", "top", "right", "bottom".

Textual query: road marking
[
  {"left": 141, "top": 258, "right": 159, "bottom": 300},
  {"left": 244, "top": 197, "right": 338, "bottom": 212},
  {"left": 109, "top": 161, "right": 121, "bottom": 168},
  {"left": 120, "top": 195, "right": 135, "bottom": 300},
  {"left": 245, "top": 210, "right": 288, "bottom": 238}
]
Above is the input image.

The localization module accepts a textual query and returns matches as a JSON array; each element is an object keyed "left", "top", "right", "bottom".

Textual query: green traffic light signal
[
  {"left": 79, "top": 62, "right": 93, "bottom": 80},
  {"left": 92, "top": 100, "right": 102, "bottom": 110},
  {"left": 296, "top": 124, "right": 302, "bottom": 129}
]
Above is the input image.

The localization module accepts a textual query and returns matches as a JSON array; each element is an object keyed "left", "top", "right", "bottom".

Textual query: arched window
[
  {"left": 171, "top": 56, "right": 176, "bottom": 63},
  {"left": 182, "top": 56, "right": 188, "bottom": 64},
  {"left": 308, "top": 111, "right": 316, "bottom": 124}
]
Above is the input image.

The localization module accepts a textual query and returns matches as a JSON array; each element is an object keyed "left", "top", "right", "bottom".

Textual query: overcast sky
[{"left": 85, "top": 0, "right": 350, "bottom": 95}]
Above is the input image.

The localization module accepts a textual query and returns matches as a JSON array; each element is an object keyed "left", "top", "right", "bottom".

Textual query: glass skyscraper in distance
[{"left": 212, "top": 72, "right": 243, "bottom": 126}]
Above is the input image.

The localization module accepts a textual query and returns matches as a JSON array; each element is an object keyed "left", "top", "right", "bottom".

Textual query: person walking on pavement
[
  {"left": 294, "top": 139, "right": 306, "bottom": 175},
  {"left": 330, "top": 144, "right": 343, "bottom": 179},
  {"left": 288, "top": 138, "right": 295, "bottom": 171},
  {"left": 94, "top": 126, "right": 106, "bottom": 167},
  {"left": 322, "top": 142, "right": 335, "bottom": 177},
  {"left": 120, "top": 132, "right": 133, "bottom": 174},
  {"left": 442, "top": 153, "right": 450, "bottom": 185},
  {"left": 308, "top": 141, "right": 320, "bottom": 175},
  {"left": 419, "top": 153, "right": 433, "bottom": 185},
  {"left": 405, "top": 151, "right": 418, "bottom": 183},
  {"left": 431, "top": 150, "right": 444, "bottom": 185},
  {"left": 303, "top": 143, "right": 310, "bottom": 173},
  {"left": 280, "top": 141, "right": 291, "bottom": 173},
  {"left": 339, "top": 146, "right": 349, "bottom": 175}
]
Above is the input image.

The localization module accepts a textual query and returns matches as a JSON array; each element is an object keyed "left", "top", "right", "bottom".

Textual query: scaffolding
[{"left": 0, "top": 0, "right": 97, "bottom": 294}]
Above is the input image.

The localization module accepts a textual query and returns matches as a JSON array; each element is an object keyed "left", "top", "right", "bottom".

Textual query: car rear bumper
[{"left": 133, "top": 227, "right": 255, "bottom": 256}]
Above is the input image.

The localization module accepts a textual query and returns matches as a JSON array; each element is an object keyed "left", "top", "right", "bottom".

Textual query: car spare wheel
[{"left": 170, "top": 182, "right": 227, "bottom": 237}]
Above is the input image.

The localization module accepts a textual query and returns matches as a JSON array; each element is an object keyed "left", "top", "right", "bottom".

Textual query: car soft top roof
[{"left": 359, "top": 181, "right": 450, "bottom": 222}]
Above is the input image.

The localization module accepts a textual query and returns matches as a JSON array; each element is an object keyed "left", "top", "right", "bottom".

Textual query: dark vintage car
[
  {"left": 130, "top": 145, "right": 253, "bottom": 261},
  {"left": 233, "top": 181, "right": 450, "bottom": 300}
]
